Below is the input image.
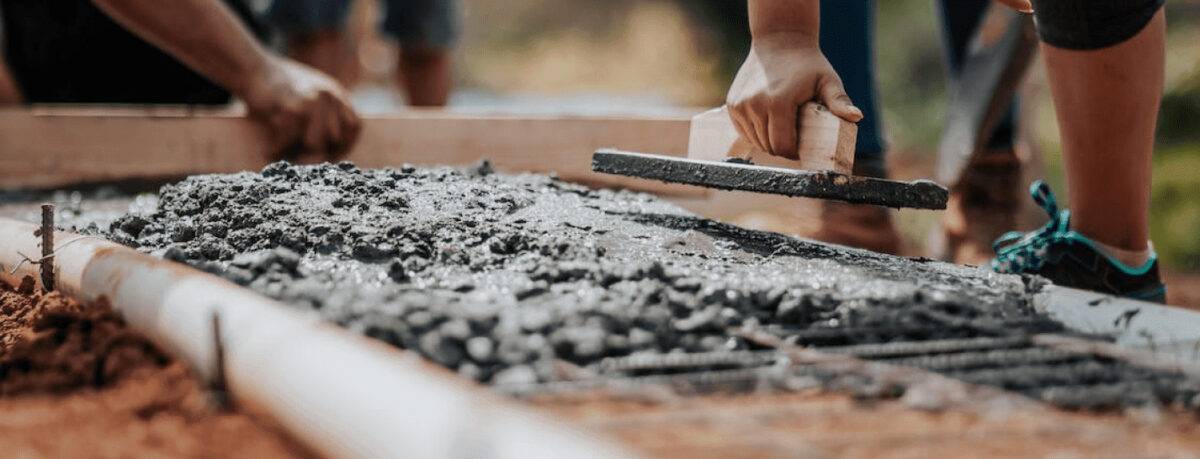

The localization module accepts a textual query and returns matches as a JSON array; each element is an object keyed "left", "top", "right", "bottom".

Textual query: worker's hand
[
  {"left": 993, "top": 0, "right": 1033, "bottom": 13},
  {"left": 240, "top": 57, "right": 362, "bottom": 160},
  {"left": 726, "top": 34, "right": 862, "bottom": 159}
]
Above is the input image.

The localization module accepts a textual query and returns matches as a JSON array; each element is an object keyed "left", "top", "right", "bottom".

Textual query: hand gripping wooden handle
[{"left": 687, "top": 102, "right": 857, "bottom": 174}]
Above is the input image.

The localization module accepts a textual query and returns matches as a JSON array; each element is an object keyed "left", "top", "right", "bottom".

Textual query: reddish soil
[
  {"left": 1165, "top": 272, "right": 1200, "bottom": 311},
  {"left": 537, "top": 391, "right": 1200, "bottom": 458},
  {"left": 0, "top": 279, "right": 315, "bottom": 458}
]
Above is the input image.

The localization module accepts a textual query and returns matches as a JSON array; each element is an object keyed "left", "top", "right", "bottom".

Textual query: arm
[
  {"left": 748, "top": 0, "right": 821, "bottom": 39},
  {"left": 726, "top": 0, "right": 861, "bottom": 159},
  {"left": 91, "top": 0, "right": 361, "bottom": 159},
  {"left": 995, "top": 0, "right": 1033, "bottom": 13}
]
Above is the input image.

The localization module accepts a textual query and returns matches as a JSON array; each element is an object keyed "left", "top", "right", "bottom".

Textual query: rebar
[
  {"left": 37, "top": 204, "right": 55, "bottom": 292},
  {"left": 881, "top": 347, "right": 1082, "bottom": 372},
  {"left": 819, "top": 336, "right": 1032, "bottom": 359},
  {"left": 595, "top": 350, "right": 784, "bottom": 375},
  {"left": 501, "top": 367, "right": 787, "bottom": 397},
  {"left": 948, "top": 360, "right": 1142, "bottom": 390}
]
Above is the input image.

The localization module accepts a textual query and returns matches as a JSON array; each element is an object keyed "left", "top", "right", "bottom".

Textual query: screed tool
[
  {"left": 592, "top": 103, "right": 950, "bottom": 210},
  {"left": 937, "top": 8, "right": 1038, "bottom": 184}
]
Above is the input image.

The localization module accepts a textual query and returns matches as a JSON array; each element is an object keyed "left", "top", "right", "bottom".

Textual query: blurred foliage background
[{"left": 352, "top": 0, "right": 1200, "bottom": 272}]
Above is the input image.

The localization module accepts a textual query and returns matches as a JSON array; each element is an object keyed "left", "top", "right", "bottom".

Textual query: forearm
[
  {"left": 90, "top": 0, "right": 271, "bottom": 97},
  {"left": 748, "top": 0, "right": 820, "bottom": 44}
]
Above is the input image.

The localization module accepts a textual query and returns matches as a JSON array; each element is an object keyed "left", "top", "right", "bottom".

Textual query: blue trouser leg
[
  {"left": 937, "top": 0, "right": 1018, "bottom": 152},
  {"left": 819, "top": 0, "right": 1022, "bottom": 178},
  {"left": 819, "top": 0, "right": 885, "bottom": 177}
]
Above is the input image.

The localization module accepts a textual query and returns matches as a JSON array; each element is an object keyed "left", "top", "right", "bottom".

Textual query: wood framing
[{"left": 0, "top": 106, "right": 704, "bottom": 196}]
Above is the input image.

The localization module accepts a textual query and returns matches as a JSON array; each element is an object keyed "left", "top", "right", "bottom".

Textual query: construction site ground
[
  {"left": 536, "top": 391, "right": 1200, "bottom": 458},
  {"left": 2, "top": 160, "right": 1199, "bottom": 458},
  {"left": 0, "top": 281, "right": 313, "bottom": 458}
]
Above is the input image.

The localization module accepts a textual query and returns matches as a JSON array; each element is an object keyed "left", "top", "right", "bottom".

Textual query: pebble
[
  {"left": 466, "top": 336, "right": 495, "bottom": 362},
  {"left": 492, "top": 365, "right": 538, "bottom": 386}
]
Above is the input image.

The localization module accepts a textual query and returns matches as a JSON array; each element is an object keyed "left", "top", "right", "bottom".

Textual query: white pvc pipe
[
  {"left": 1035, "top": 285, "right": 1200, "bottom": 364},
  {"left": 0, "top": 218, "right": 634, "bottom": 459}
]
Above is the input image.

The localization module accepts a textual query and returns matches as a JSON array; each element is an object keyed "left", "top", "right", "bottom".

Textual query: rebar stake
[
  {"left": 37, "top": 204, "right": 55, "bottom": 292},
  {"left": 211, "top": 311, "right": 232, "bottom": 411}
]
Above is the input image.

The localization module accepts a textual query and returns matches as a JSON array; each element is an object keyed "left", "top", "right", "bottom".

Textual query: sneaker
[{"left": 991, "top": 181, "right": 1167, "bottom": 303}]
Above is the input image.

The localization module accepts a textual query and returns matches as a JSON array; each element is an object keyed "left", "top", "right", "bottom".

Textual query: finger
[
  {"left": 274, "top": 93, "right": 308, "bottom": 157},
  {"left": 740, "top": 100, "right": 771, "bottom": 154},
  {"left": 994, "top": 0, "right": 1033, "bottom": 13},
  {"left": 727, "top": 105, "right": 760, "bottom": 155},
  {"left": 818, "top": 76, "right": 864, "bottom": 123},
  {"left": 767, "top": 102, "right": 799, "bottom": 159},
  {"left": 320, "top": 95, "right": 345, "bottom": 159},
  {"left": 268, "top": 112, "right": 303, "bottom": 161},
  {"left": 257, "top": 113, "right": 284, "bottom": 161},
  {"left": 302, "top": 100, "right": 329, "bottom": 158},
  {"left": 333, "top": 96, "right": 362, "bottom": 158}
]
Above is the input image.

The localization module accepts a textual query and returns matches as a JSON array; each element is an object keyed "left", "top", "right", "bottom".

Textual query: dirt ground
[
  {"left": 538, "top": 390, "right": 1200, "bottom": 458},
  {"left": 1165, "top": 273, "right": 1200, "bottom": 311},
  {"left": 0, "top": 279, "right": 314, "bottom": 459}
]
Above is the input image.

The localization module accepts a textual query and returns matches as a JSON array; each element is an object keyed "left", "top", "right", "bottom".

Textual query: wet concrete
[
  {"left": 0, "top": 184, "right": 159, "bottom": 232},
  {"left": 592, "top": 149, "right": 949, "bottom": 209},
  {"left": 103, "top": 161, "right": 1046, "bottom": 386}
]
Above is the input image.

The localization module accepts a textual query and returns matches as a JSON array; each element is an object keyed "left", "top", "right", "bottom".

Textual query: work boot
[
  {"left": 933, "top": 149, "right": 1022, "bottom": 265},
  {"left": 806, "top": 201, "right": 902, "bottom": 255},
  {"left": 803, "top": 163, "right": 902, "bottom": 255},
  {"left": 991, "top": 181, "right": 1167, "bottom": 303}
]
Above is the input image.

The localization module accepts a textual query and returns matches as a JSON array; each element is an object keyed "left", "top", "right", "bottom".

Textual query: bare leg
[
  {"left": 287, "top": 29, "right": 356, "bottom": 86},
  {"left": 397, "top": 45, "right": 451, "bottom": 107},
  {"left": 0, "top": 57, "right": 22, "bottom": 104},
  {"left": 1041, "top": 10, "right": 1164, "bottom": 251}
]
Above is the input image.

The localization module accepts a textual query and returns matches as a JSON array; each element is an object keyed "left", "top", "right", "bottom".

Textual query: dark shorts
[
  {"left": 266, "top": 0, "right": 459, "bottom": 48},
  {"left": 1030, "top": 0, "right": 1164, "bottom": 50},
  {"left": 0, "top": 0, "right": 264, "bottom": 104}
]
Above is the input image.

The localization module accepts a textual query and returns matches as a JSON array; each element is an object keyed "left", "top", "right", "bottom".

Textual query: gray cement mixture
[{"left": 103, "top": 161, "right": 1063, "bottom": 387}]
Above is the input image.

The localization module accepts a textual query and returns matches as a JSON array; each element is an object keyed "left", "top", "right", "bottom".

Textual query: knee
[{"left": 1031, "top": 0, "right": 1164, "bottom": 50}]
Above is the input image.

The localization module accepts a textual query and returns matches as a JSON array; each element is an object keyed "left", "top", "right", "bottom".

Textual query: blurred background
[{"left": 330, "top": 0, "right": 1200, "bottom": 276}]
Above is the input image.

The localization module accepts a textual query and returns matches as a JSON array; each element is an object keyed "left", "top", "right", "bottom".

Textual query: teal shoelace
[{"left": 990, "top": 180, "right": 1070, "bottom": 273}]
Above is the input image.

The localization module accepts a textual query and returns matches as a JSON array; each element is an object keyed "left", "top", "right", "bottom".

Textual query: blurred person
[
  {"left": 0, "top": 62, "right": 17, "bottom": 103},
  {"left": 0, "top": 11, "right": 19, "bottom": 104},
  {"left": 791, "top": 0, "right": 1023, "bottom": 257},
  {"left": 266, "top": 0, "right": 458, "bottom": 107},
  {"left": 726, "top": 0, "right": 1168, "bottom": 302},
  {"left": 0, "top": 0, "right": 360, "bottom": 159}
]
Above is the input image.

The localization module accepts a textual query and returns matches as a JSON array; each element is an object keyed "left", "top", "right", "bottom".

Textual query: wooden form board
[{"left": 0, "top": 106, "right": 703, "bottom": 196}]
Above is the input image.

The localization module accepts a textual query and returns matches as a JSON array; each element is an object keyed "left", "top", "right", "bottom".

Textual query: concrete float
[{"left": 0, "top": 218, "right": 634, "bottom": 459}]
